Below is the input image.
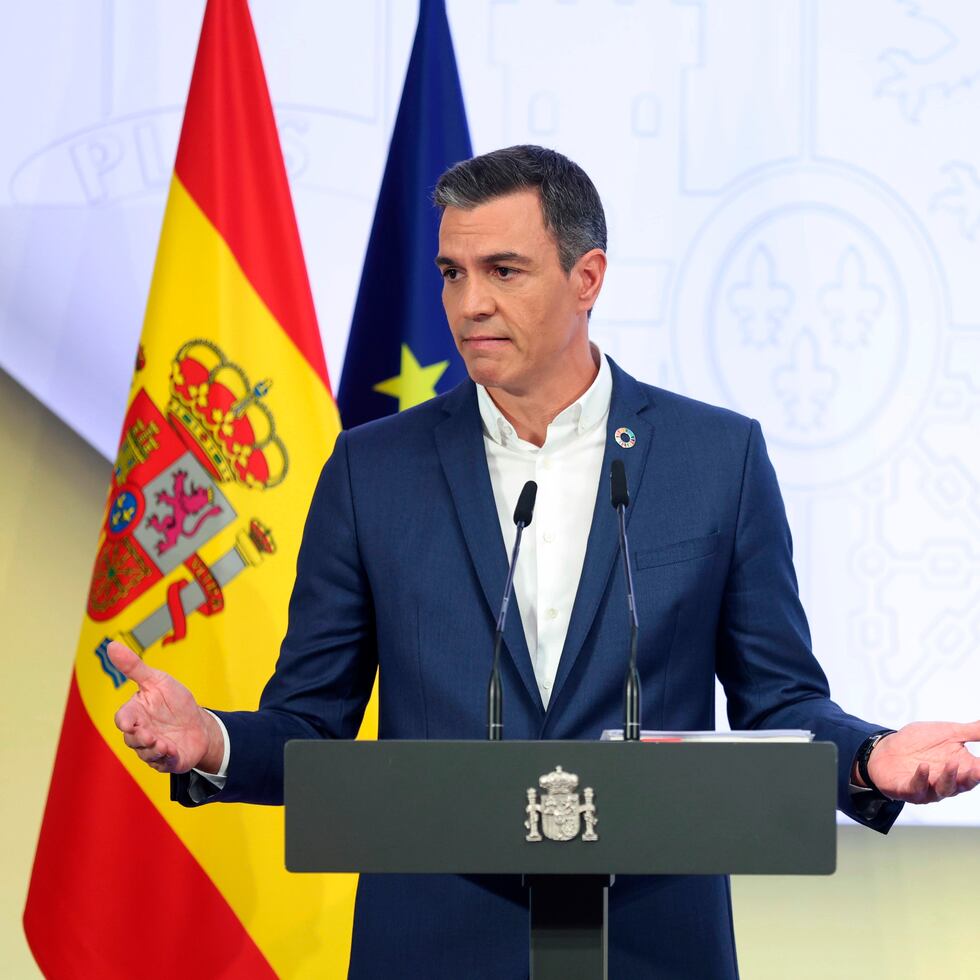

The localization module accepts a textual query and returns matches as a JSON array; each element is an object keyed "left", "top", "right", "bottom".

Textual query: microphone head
[
  {"left": 513, "top": 480, "right": 538, "bottom": 527},
  {"left": 610, "top": 459, "right": 630, "bottom": 509}
]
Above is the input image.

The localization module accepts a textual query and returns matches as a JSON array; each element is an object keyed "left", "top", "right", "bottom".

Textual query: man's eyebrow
[
  {"left": 481, "top": 251, "right": 532, "bottom": 266},
  {"left": 433, "top": 251, "right": 532, "bottom": 268}
]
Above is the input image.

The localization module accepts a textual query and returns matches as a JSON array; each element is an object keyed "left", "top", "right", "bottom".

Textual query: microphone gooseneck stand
[
  {"left": 610, "top": 459, "right": 641, "bottom": 742},
  {"left": 487, "top": 480, "right": 537, "bottom": 741}
]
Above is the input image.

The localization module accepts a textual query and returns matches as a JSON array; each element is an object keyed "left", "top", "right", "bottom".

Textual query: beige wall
[
  {"left": 2, "top": 368, "right": 977, "bottom": 979},
  {"left": 1, "top": 369, "right": 110, "bottom": 978}
]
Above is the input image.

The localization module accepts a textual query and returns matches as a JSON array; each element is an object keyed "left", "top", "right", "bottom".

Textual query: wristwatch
[{"left": 856, "top": 730, "right": 895, "bottom": 800}]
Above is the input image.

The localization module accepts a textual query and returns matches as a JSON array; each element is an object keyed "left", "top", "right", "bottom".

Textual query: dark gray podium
[{"left": 285, "top": 740, "right": 837, "bottom": 979}]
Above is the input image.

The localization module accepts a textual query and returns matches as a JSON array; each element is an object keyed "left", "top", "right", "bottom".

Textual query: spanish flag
[{"left": 24, "top": 2, "right": 368, "bottom": 976}]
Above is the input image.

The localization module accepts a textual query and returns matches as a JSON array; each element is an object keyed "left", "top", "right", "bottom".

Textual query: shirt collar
[{"left": 476, "top": 346, "right": 612, "bottom": 447}]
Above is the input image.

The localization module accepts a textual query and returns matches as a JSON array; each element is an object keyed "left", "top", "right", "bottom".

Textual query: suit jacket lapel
[
  {"left": 548, "top": 359, "right": 655, "bottom": 713},
  {"left": 433, "top": 382, "right": 543, "bottom": 712}
]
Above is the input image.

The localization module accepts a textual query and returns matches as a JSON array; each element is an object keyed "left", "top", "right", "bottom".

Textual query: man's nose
[{"left": 457, "top": 277, "right": 495, "bottom": 320}]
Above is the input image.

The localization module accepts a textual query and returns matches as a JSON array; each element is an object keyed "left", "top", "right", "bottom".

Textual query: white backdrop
[{"left": 1, "top": 0, "right": 977, "bottom": 825}]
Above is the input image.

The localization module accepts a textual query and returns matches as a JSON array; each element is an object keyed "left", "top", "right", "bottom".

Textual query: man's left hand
[{"left": 863, "top": 721, "right": 980, "bottom": 803}]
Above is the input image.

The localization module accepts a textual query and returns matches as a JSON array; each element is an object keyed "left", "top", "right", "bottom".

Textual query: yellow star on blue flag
[{"left": 372, "top": 344, "right": 449, "bottom": 411}]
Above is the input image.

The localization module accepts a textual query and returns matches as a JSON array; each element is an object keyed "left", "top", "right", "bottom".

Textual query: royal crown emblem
[
  {"left": 167, "top": 338, "right": 288, "bottom": 489},
  {"left": 89, "top": 339, "right": 285, "bottom": 685},
  {"left": 525, "top": 766, "right": 598, "bottom": 843}
]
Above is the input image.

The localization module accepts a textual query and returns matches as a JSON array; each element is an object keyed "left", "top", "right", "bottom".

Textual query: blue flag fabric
[{"left": 338, "top": 0, "right": 473, "bottom": 428}]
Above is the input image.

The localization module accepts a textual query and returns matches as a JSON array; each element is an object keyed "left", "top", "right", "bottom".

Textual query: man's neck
[{"left": 486, "top": 345, "right": 600, "bottom": 447}]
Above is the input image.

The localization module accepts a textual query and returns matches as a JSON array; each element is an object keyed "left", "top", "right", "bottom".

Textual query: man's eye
[
  {"left": 441, "top": 268, "right": 459, "bottom": 281},
  {"left": 496, "top": 267, "right": 517, "bottom": 280}
]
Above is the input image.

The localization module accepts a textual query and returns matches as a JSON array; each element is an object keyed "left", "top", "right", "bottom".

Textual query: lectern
[{"left": 285, "top": 740, "right": 837, "bottom": 979}]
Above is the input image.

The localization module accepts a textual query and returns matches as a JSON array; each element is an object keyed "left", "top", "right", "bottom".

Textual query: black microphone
[
  {"left": 611, "top": 457, "right": 630, "bottom": 509},
  {"left": 487, "top": 480, "right": 537, "bottom": 740},
  {"left": 610, "top": 459, "right": 641, "bottom": 741}
]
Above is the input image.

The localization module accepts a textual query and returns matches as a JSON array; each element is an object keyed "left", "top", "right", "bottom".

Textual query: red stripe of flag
[
  {"left": 175, "top": 0, "right": 330, "bottom": 391},
  {"left": 24, "top": 676, "right": 275, "bottom": 979}
]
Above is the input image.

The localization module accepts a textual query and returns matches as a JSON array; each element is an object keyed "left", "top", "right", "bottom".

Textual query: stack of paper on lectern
[{"left": 599, "top": 729, "right": 814, "bottom": 742}]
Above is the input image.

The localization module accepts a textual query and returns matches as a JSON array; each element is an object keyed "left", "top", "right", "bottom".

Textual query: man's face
[{"left": 436, "top": 190, "right": 596, "bottom": 395}]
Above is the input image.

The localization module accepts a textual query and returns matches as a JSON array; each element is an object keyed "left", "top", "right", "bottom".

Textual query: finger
[
  {"left": 106, "top": 641, "right": 157, "bottom": 689},
  {"left": 951, "top": 720, "right": 980, "bottom": 743},
  {"left": 144, "top": 741, "right": 181, "bottom": 772},
  {"left": 957, "top": 773, "right": 980, "bottom": 795},
  {"left": 137, "top": 750, "right": 178, "bottom": 770},
  {"left": 134, "top": 740, "right": 167, "bottom": 763},
  {"left": 114, "top": 695, "right": 152, "bottom": 734},
  {"left": 147, "top": 752, "right": 183, "bottom": 773},
  {"left": 131, "top": 732, "right": 176, "bottom": 757},
  {"left": 123, "top": 732, "right": 158, "bottom": 751},
  {"left": 114, "top": 702, "right": 139, "bottom": 734},
  {"left": 906, "top": 762, "right": 930, "bottom": 803},
  {"left": 934, "top": 762, "right": 959, "bottom": 800},
  {"left": 954, "top": 764, "right": 980, "bottom": 795}
]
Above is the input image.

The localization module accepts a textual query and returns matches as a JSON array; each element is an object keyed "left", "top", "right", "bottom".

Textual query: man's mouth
[{"left": 463, "top": 335, "right": 511, "bottom": 350}]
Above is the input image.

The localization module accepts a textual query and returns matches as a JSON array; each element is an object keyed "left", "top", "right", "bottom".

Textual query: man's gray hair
[{"left": 433, "top": 145, "right": 607, "bottom": 273}]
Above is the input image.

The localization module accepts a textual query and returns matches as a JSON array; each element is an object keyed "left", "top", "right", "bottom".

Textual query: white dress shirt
[{"left": 476, "top": 350, "right": 612, "bottom": 707}]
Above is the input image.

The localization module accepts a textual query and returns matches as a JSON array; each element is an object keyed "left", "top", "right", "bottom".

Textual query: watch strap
[{"left": 857, "top": 729, "right": 896, "bottom": 800}]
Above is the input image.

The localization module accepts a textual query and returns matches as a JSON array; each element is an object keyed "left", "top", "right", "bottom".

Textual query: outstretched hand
[
  {"left": 108, "top": 640, "right": 223, "bottom": 775},
  {"left": 865, "top": 721, "right": 980, "bottom": 804}
]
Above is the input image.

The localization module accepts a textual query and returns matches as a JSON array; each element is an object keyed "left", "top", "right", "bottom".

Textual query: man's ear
[{"left": 574, "top": 249, "right": 607, "bottom": 314}]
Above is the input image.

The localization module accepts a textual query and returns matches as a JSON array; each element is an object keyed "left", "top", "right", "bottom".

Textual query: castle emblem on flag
[
  {"left": 524, "top": 766, "right": 598, "bottom": 843},
  {"left": 90, "top": 339, "right": 285, "bottom": 685}
]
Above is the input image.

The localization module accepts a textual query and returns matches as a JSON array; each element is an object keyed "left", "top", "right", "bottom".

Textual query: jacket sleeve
[
  {"left": 172, "top": 430, "right": 378, "bottom": 807},
  {"left": 714, "top": 419, "right": 903, "bottom": 833}
]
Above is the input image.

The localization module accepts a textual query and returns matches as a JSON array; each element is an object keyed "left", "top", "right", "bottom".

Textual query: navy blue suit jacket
[{"left": 178, "top": 358, "right": 901, "bottom": 978}]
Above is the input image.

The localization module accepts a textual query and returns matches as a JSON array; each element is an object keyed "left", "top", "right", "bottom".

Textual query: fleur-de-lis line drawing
[
  {"left": 818, "top": 246, "right": 885, "bottom": 349},
  {"left": 773, "top": 330, "right": 837, "bottom": 432},
  {"left": 726, "top": 244, "right": 793, "bottom": 348}
]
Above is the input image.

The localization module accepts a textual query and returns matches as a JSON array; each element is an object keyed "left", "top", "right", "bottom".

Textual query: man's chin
[{"left": 461, "top": 357, "right": 510, "bottom": 390}]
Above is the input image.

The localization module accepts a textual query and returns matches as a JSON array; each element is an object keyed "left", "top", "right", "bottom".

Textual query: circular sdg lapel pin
[{"left": 614, "top": 427, "right": 636, "bottom": 449}]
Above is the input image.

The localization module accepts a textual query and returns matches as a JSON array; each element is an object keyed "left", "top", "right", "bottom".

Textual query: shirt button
[
  {"left": 542, "top": 680, "right": 552, "bottom": 690},
  {"left": 546, "top": 608, "right": 558, "bottom": 620},
  {"left": 543, "top": 530, "right": 554, "bottom": 544},
  {"left": 542, "top": 458, "right": 552, "bottom": 470}
]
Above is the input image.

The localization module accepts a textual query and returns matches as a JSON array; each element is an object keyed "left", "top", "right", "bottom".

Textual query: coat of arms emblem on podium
[{"left": 524, "top": 766, "right": 598, "bottom": 842}]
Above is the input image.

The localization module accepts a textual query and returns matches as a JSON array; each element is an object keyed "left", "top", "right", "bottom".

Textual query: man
[{"left": 110, "top": 146, "right": 980, "bottom": 978}]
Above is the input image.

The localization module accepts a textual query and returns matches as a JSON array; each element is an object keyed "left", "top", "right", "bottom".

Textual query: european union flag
[{"left": 338, "top": 0, "right": 473, "bottom": 428}]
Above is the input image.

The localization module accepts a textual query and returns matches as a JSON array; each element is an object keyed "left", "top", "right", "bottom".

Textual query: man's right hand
[{"left": 108, "top": 640, "right": 224, "bottom": 775}]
